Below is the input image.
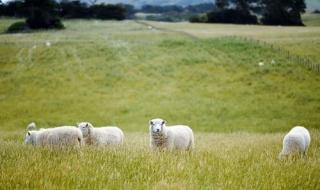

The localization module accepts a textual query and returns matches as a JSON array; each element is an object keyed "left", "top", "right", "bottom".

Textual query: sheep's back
[
  {"left": 92, "top": 127, "right": 123, "bottom": 144},
  {"left": 290, "top": 126, "right": 311, "bottom": 148},
  {"left": 167, "top": 125, "right": 194, "bottom": 149}
]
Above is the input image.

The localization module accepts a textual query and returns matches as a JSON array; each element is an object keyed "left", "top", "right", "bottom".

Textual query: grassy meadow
[{"left": 0, "top": 18, "right": 320, "bottom": 189}]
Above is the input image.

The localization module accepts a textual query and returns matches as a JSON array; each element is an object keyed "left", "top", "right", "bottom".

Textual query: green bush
[
  {"left": 6, "top": 21, "right": 30, "bottom": 33},
  {"left": 189, "top": 14, "right": 208, "bottom": 23}
]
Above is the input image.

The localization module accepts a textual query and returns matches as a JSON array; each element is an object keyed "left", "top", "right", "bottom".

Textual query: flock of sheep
[{"left": 25, "top": 118, "right": 311, "bottom": 158}]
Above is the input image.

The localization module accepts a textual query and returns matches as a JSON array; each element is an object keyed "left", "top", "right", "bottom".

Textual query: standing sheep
[
  {"left": 279, "top": 126, "right": 311, "bottom": 159},
  {"left": 149, "top": 118, "right": 194, "bottom": 151},
  {"left": 77, "top": 122, "right": 124, "bottom": 146},
  {"left": 25, "top": 126, "right": 83, "bottom": 148}
]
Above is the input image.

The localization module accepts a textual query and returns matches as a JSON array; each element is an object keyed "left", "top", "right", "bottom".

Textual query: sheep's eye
[
  {"left": 150, "top": 121, "right": 153, "bottom": 125},
  {"left": 161, "top": 121, "right": 165, "bottom": 125}
]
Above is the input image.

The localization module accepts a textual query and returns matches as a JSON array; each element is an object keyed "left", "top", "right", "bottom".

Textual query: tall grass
[{"left": 1, "top": 131, "right": 320, "bottom": 189}]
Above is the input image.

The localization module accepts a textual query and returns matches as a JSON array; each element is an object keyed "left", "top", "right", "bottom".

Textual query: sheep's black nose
[{"left": 156, "top": 129, "right": 160, "bottom": 132}]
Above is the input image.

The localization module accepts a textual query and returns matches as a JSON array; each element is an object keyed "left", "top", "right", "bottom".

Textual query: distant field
[
  {"left": 0, "top": 19, "right": 320, "bottom": 190},
  {"left": 0, "top": 19, "right": 320, "bottom": 132},
  {"left": 147, "top": 20, "right": 320, "bottom": 64},
  {"left": 303, "top": 13, "right": 320, "bottom": 26}
]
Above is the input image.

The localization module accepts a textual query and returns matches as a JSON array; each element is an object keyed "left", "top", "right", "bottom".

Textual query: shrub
[
  {"left": 189, "top": 14, "right": 208, "bottom": 23},
  {"left": 6, "top": 21, "right": 30, "bottom": 33},
  {"left": 313, "top": 9, "right": 320, "bottom": 14}
]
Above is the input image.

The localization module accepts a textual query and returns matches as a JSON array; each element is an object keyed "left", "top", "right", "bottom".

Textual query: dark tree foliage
[
  {"left": 261, "top": 0, "right": 306, "bottom": 25},
  {"left": 1, "top": 0, "right": 130, "bottom": 20},
  {"left": 59, "top": 0, "right": 91, "bottom": 18},
  {"left": 206, "top": 0, "right": 258, "bottom": 24},
  {"left": 207, "top": 9, "right": 258, "bottom": 24},
  {"left": 215, "top": 0, "right": 229, "bottom": 10},
  {"left": 120, "top": 4, "right": 136, "bottom": 18},
  {"left": 141, "top": 5, "right": 184, "bottom": 13},
  {"left": 0, "top": 1, "right": 26, "bottom": 17},
  {"left": 58, "top": 1, "right": 129, "bottom": 20},
  {"left": 91, "top": 4, "right": 126, "bottom": 20},
  {"left": 24, "top": 0, "right": 64, "bottom": 29}
]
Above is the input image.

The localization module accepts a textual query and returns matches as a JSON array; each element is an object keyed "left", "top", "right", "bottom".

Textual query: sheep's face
[
  {"left": 24, "top": 131, "right": 35, "bottom": 145},
  {"left": 78, "top": 122, "right": 92, "bottom": 137},
  {"left": 149, "top": 118, "right": 166, "bottom": 134}
]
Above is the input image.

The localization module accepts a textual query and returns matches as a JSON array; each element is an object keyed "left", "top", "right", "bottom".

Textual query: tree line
[
  {"left": 190, "top": 0, "right": 306, "bottom": 25},
  {"left": 0, "top": 0, "right": 132, "bottom": 20},
  {"left": 0, "top": 0, "right": 307, "bottom": 31},
  {"left": 0, "top": 0, "right": 134, "bottom": 31}
]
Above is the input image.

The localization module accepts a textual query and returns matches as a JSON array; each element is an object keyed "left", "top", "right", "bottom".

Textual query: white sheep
[
  {"left": 77, "top": 122, "right": 124, "bottom": 146},
  {"left": 279, "top": 126, "right": 311, "bottom": 158},
  {"left": 25, "top": 126, "right": 83, "bottom": 148},
  {"left": 149, "top": 118, "right": 194, "bottom": 151},
  {"left": 26, "top": 122, "right": 37, "bottom": 131}
]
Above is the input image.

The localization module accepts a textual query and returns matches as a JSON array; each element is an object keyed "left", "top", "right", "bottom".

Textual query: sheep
[
  {"left": 77, "top": 122, "right": 124, "bottom": 146},
  {"left": 149, "top": 118, "right": 194, "bottom": 151},
  {"left": 24, "top": 126, "right": 83, "bottom": 148},
  {"left": 26, "top": 122, "right": 37, "bottom": 131},
  {"left": 279, "top": 126, "right": 311, "bottom": 159}
]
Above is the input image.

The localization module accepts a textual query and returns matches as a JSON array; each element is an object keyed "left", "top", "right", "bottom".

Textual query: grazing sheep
[
  {"left": 149, "top": 118, "right": 194, "bottom": 151},
  {"left": 77, "top": 122, "right": 124, "bottom": 146},
  {"left": 279, "top": 126, "right": 311, "bottom": 159},
  {"left": 26, "top": 122, "right": 37, "bottom": 131},
  {"left": 25, "top": 126, "right": 83, "bottom": 148}
]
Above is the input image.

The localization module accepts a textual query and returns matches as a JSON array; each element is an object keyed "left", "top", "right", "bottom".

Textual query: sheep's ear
[
  {"left": 27, "top": 132, "right": 31, "bottom": 136},
  {"left": 162, "top": 120, "right": 167, "bottom": 125},
  {"left": 85, "top": 123, "right": 89, "bottom": 128}
]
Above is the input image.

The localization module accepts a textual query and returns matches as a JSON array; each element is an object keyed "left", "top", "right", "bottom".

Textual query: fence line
[
  {"left": 226, "top": 35, "right": 319, "bottom": 73},
  {"left": 135, "top": 20, "right": 319, "bottom": 73}
]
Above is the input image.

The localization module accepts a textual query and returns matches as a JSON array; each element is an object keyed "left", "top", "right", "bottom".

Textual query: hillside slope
[{"left": 0, "top": 20, "right": 319, "bottom": 132}]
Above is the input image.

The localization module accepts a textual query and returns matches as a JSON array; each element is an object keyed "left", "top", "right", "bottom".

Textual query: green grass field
[{"left": 0, "top": 19, "right": 320, "bottom": 189}]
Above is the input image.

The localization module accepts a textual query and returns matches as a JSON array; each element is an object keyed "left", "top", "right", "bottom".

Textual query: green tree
[
  {"left": 215, "top": 0, "right": 229, "bottom": 10},
  {"left": 24, "top": 0, "right": 64, "bottom": 29},
  {"left": 261, "top": 0, "right": 306, "bottom": 25}
]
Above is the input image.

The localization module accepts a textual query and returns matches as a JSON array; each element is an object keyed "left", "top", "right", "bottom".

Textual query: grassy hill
[
  {"left": 0, "top": 21, "right": 320, "bottom": 132},
  {"left": 0, "top": 19, "right": 320, "bottom": 132},
  {"left": 0, "top": 19, "right": 320, "bottom": 189}
]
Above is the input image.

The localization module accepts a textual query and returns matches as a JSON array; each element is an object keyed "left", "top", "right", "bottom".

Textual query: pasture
[{"left": 0, "top": 18, "right": 320, "bottom": 189}]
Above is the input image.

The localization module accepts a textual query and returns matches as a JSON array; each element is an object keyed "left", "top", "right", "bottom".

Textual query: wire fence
[
  {"left": 135, "top": 20, "right": 320, "bottom": 73},
  {"left": 228, "top": 35, "right": 320, "bottom": 73}
]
